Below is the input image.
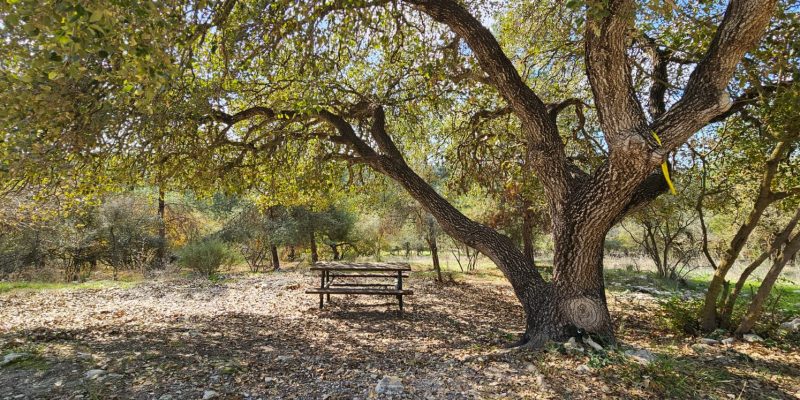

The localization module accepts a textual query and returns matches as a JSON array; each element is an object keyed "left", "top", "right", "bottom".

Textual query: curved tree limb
[{"left": 585, "top": 0, "right": 649, "bottom": 145}]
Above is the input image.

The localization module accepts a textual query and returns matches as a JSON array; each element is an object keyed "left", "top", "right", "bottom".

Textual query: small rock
[
  {"left": 722, "top": 337, "right": 735, "bottom": 346},
  {"left": 523, "top": 362, "right": 537, "bottom": 372},
  {"left": 202, "top": 390, "right": 218, "bottom": 400},
  {"left": 275, "top": 355, "right": 293, "bottom": 362},
  {"left": 576, "top": 364, "right": 591, "bottom": 374},
  {"left": 699, "top": 338, "right": 720, "bottom": 345},
  {"left": 582, "top": 336, "right": 603, "bottom": 352},
  {"left": 691, "top": 343, "right": 713, "bottom": 354},
  {"left": 779, "top": 318, "right": 800, "bottom": 332},
  {"left": 1, "top": 352, "right": 30, "bottom": 366},
  {"left": 158, "top": 395, "right": 174, "bottom": 400},
  {"left": 742, "top": 334, "right": 763, "bottom": 343},
  {"left": 84, "top": 369, "right": 106, "bottom": 380},
  {"left": 625, "top": 349, "right": 656, "bottom": 365},
  {"left": 375, "top": 375, "right": 403, "bottom": 395},
  {"left": 563, "top": 337, "right": 584, "bottom": 355}
]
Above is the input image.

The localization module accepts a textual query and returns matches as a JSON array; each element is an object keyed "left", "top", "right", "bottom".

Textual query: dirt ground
[{"left": 1, "top": 267, "right": 798, "bottom": 399}]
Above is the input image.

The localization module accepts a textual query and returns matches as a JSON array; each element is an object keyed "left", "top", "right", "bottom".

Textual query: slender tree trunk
[
  {"left": 522, "top": 206, "right": 536, "bottom": 267},
  {"left": 700, "top": 143, "right": 788, "bottom": 331},
  {"left": 729, "top": 208, "right": 800, "bottom": 330},
  {"left": 270, "top": 244, "right": 280, "bottom": 270},
  {"left": 427, "top": 235, "right": 442, "bottom": 282},
  {"left": 329, "top": 244, "right": 340, "bottom": 261},
  {"left": 719, "top": 251, "right": 769, "bottom": 327},
  {"left": 735, "top": 233, "right": 800, "bottom": 334},
  {"left": 156, "top": 187, "right": 166, "bottom": 268},
  {"left": 309, "top": 230, "right": 318, "bottom": 264}
]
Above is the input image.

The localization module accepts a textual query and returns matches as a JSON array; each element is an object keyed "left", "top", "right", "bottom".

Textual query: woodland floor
[{"left": 1, "top": 266, "right": 799, "bottom": 399}]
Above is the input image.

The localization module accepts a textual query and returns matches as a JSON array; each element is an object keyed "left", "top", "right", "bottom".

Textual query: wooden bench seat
[
  {"left": 306, "top": 288, "right": 413, "bottom": 295},
  {"left": 327, "top": 273, "right": 409, "bottom": 279}
]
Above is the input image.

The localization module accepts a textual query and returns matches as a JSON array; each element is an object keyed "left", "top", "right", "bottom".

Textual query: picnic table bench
[{"left": 306, "top": 262, "right": 413, "bottom": 312}]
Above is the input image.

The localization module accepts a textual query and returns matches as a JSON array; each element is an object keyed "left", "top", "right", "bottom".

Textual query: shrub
[
  {"left": 177, "top": 239, "right": 235, "bottom": 279},
  {"left": 660, "top": 296, "right": 702, "bottom": 335}
]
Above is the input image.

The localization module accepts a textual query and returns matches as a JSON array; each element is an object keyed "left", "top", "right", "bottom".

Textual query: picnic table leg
[
  {"left": 319, "top": 270, "right": 325, "bottom": 309},
  {"left": 397, "top": 270, "right": 404, "bottom": 314},
  {"left": 326, "top": 273, "right": 331, "bottom": 303}
]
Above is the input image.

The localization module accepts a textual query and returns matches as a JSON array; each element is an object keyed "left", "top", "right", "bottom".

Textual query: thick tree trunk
[
  {"left": 550, "top": 218, "right": 615, "bottom": 342},
  {"left": 270, "top": 244, "right": 280, "bottom": 270},
  {"left": 309, "top": 230, "right": 318, "bottom": 264}
]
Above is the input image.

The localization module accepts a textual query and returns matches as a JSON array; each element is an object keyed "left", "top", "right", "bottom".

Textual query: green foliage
[
  {"left": 659, "top": 296, "right": 702, "bottom": 335},
  {"left": 177, "top": 239, "right": 235, "bottom": 279},
  {"left": 96, "top": 195, "right": 163, "bottom": 273}
]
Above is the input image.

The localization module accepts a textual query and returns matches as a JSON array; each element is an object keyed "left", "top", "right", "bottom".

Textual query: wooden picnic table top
[{"left": 310, "top": 262, "right": 411, "bottom": 272}]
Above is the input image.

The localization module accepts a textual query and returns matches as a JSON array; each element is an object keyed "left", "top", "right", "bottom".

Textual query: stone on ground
[
  {"left": 779, "top": 318, "right": 800, "bottom": 332},
  {"left": 84, "top": 369, "right": 106, "bottom": 380},
  {"left": 375, "top": 375, "right": 404, "bottom": 395},
  {"left": 1, "top": 352, "right": 30, "bottom": 366},
  {"left": 722, "top": 337, "right": 735, "bottom": 346},
  {"left": 563, "top": 337, "right": 584, "bottom": 355},
  {"left": 742, "top": 334, "right": 763, "bottom": 343},
  {"left": 625, "top": 349, "right": 656, "bottom": 365}
]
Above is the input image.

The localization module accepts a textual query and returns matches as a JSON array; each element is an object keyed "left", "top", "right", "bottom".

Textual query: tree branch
[
  {"left": 401, "top": 0, "right": 571, "bottom": 203},
  {"left": 584, "top": 0, "right": 648, "bottom": 145},
  {"left": 641, "top": 35, "right": 672, "bottom": 119},
  {"left": 653, "top": 0, "right": 778, "bottom": 151}
]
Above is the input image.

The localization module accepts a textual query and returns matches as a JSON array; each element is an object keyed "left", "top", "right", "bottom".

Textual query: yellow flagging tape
[{"left": 651, "top": 131, "right": 677, "bottom": 195}]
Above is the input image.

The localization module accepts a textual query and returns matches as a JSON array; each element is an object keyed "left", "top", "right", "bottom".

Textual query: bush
[
  {"left": 177, "top": 239, "right": 235, "bottom": 279},
  {"left": 96, "top": 195, "right": 164, "bottom": 275},
  {"left": 660, "top": 296, "right": 702, "bottom": 335}
]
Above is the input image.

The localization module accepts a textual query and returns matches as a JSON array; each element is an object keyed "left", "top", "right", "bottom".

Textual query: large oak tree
[{"left": 0, "top": 0, "right": 781, "bottom": 345}]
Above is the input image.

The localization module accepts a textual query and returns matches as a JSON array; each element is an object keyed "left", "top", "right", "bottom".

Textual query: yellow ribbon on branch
[{"left": 651, "top": 131, "right": 677, "bottom": 195}]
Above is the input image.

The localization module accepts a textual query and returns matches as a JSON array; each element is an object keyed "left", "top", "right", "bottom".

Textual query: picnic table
[{"left": 306, "top": 262, "right": 413, "bottom": 312}]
